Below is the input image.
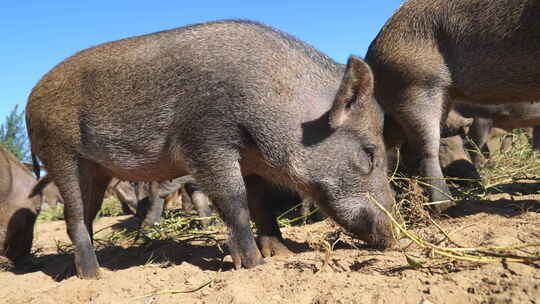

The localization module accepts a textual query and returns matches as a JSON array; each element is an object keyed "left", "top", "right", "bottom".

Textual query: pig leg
[
  {"left": 386, "top": 88, "right": 454, "bottom": 212},
  {"left": 300, "top": 200, "right": 325, "bottom": 224},
  {"left": 532, "top": 126, "right": 540, "bottom": 154},
  {"left": 481, "top": 143, "right": 491, "bottom": 158},
  {"left": 466, "top": 118, "right": 492, "bottom": 166},
  {"left": 500, "top": 134, "right": 513, "bottom": 154},
  {"left": 163, "top": 190, "right": 179, "bottom": 210},
  {"left": 81, "top": 163, "right": 111, "bottom": 239},
  {"left": 301, "top": 200, "right": 310, "bottom": 225},
  {"left": 191, "top": 154, "right": 263, "bottom": 269},
  {"left": 181, "top": 185, "right": 194, "bottom": 214},
  {"left": 141, "top": 181, "right": 164, "bottom": 226},
  {"left": 113, "top": 182, "right": 137, "bottom": 215},
  {"left": 245, "top": 175, "right": 291, "bottom": 258},
  {"left": 185, "top": 183, "right": 213, "bottom": 227},
  {"left": 48, "top": 157, "right": 103, "bottom": 279}
]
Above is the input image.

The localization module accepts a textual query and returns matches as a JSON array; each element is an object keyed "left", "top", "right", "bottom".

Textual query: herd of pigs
[{"left": 1, "top": 0, "right": 539, "bottom": 280}]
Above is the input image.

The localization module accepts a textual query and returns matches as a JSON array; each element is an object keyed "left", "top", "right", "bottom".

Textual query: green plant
[{"left": 37, "top": 205, "right": 64, "bottom": 222}]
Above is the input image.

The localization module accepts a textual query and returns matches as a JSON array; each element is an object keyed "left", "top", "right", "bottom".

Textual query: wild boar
[
  {"left": 27, "top": 20, "right": 394, "bottom": 279},
  {"left": 365, "top": 0, "right": 540, "bottom": 211}
]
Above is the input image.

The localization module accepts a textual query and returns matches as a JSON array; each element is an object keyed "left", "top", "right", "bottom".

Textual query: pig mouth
[
  {"left": 353, "top": 228, "right": 395, "bottom": 249},
  {"left": 338, "top": 192, "right": 396, "bottom": 248},
  {"left": 345, "top": 218, "right": 395, "bottom": 249}
]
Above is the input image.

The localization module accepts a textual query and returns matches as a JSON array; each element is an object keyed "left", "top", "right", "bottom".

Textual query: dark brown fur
[
  {"left": 455, "top": 102, "right": 540, "bottom": 165},
  {"left": 108, "top": 176, "right": 213, "bottom": 227},
  {"left": 26, "top": 20, "right": 394, "bottom": 279},
  {"left": 365, "top": 0, "right": 540, "bottom": 209}
]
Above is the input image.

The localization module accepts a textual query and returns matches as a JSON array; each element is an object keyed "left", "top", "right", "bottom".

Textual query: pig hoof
[
  {"left": 75, "top": 263, "right": 101, "bottom": 280},
  {"left": 257, "top": 236, "right": 292, "bottom": 258},
  {"left": 228, "top": 243, "right": 264, "bottom": 270},
  {"left": 430, "top": 200, "right": 456, "bottom": 214},
  {"left": 244, "top": 255, "right": 265, "bottom": 269},
  {"left": 77, "top": 268, "right": 101, "bottom": 280},
  {"left": 230, "top": 253, "right": 265, "bottom": 270}
]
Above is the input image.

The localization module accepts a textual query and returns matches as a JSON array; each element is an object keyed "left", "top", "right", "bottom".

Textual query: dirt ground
[{"left": 1, "top": 193, "right": 539, "bottom": 304}]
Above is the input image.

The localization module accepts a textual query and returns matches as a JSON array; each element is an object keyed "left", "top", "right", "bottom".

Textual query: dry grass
[
  {"left": 378, "top": 129, "right": 540, "bottom": 268},
  {"left": 35, "top": 129, "right": 540, "bottom": 274}
]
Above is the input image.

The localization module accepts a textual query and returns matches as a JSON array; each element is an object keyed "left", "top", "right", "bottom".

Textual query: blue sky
[{"left": 0, "top": 1, "right": 403, "bottom": 122}]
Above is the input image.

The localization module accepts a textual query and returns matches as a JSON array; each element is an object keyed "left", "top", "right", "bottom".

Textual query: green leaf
[{"left": 405, "top": 254, "right": 425, "bottom": 268}]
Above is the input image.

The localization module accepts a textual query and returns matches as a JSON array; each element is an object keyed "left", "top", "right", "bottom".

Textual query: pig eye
[{"left": 360, "top": 143, "right": 377, "bottom": 174}]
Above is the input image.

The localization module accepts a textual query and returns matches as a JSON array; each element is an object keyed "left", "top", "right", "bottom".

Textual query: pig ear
[
  {"left": 29, "top": 174, "right": 52, "bottom": 198},
  {"left": 329, "top": 55, "right": 374, "bottom": 129}
]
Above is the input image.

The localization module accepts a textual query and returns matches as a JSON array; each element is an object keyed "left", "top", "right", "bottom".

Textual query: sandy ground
[{"left": 0, "top": 194, "right": 539, "bottom": 304}]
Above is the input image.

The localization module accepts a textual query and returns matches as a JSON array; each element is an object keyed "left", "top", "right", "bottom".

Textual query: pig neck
[{"left": 237, "top": 61, "right": 346, "bottom": 180}]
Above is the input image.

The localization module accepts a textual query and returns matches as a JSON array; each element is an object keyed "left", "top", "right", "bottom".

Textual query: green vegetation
[
  {"left": 385, "top": 128, "right": 540, "bottom": 266},
  {"left": 475, "top": 129, "right": 540, "bottom": 191},
  {"left": 35, "top": 129, "right": 539, "bottom": 269},
  {"left": 137, "top": 209, "right": 220, "bottom": 241},
  {"left": 36, "top": 205, "right": 64, "bottom": 222},
  {"left": 96, "top": 197, "right": 126, "bottom": 218},
  {"left": 37, "top": 197, "right": 126, "bottom": 223},
  {"left": 0, "top": 105, "right": 29, "bottom": 161}
]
